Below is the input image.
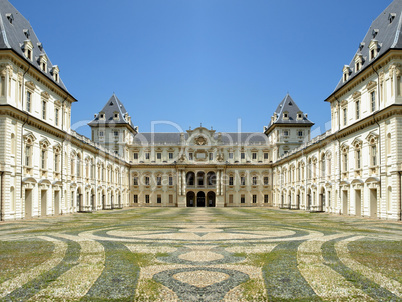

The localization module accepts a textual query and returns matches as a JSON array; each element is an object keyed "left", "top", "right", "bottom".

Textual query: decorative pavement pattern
[{"left": 0, "top": 208, "right": 401, "bottom": 301}]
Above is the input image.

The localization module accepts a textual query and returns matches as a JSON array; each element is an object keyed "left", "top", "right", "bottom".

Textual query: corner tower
[
  {"left": 88, "top": 94, "right": 137, "bottom": 158},
  {"left": 264, "top": 94, "right": 314, "bottom": 161}
]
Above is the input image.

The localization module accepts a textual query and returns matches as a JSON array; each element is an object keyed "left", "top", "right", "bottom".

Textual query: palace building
[{"left": 0, "top": 0, "right": 401, "bottom": 221}]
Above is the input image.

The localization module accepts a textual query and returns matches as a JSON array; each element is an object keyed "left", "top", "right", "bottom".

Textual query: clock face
[{"left": 195, "top": 135, "right": 207, "bottom": 146}]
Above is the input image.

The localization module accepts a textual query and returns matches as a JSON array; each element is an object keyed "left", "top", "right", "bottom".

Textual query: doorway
[
  {"left": 207, "top": 191, "right": 216, "bottom": 207},
  {"left": 197, "top": 191, "right": 206, "bottom": 207},
  {"left": 186, "top": 191, "right": 195, "bottom": 207}
]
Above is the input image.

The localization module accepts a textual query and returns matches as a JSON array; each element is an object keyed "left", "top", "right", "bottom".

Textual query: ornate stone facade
[{"left": 0, "top": 0, "right": 401, "bottom": 221}]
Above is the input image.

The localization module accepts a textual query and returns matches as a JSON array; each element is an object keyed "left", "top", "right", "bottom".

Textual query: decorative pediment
[
  {"left": 54, "top": 100, "right": 62, "bottom": 107},
  {"left": 53, "top": 143, "right": 62, "bottom": 154},
  {"left": 23, "top": 132, "right": 36, "bottom": 145},
  {"left": 340, "top": 143, "right": 349, "bottom": 153},
  {"left": 351, "top": 138, "right": 362, "bottom": 149},
  {"left": 41, "top": 91, "right": 50, "bottom": 100},
  {"left": 39, "top": 138, "right": 50, "bottom": 149},
  {"left": 25, "top": 81, "right": 36, "bottom": 90},
  {"left": 366, "top": 131, "right": 379, "bottom": 144},
  {"left": 352, "top": 91, "right": 361, "bottom": 99},
  {"left": 366, "top": 81, "right": 377, "bottom": 90},
  {"left": 340, "top": 99, "right": 348, "bottom": 107}
]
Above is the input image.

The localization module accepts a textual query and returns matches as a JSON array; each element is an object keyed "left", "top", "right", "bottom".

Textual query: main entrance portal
[
  {"left": 197, "top": 192, "right": 205, "bottom": 207},
  {"left": 186, "top": 191, "right": 216, "bottom": 207}
]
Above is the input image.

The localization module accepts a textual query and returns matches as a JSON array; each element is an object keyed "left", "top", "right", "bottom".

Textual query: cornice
[{"left": 0, "top": 50, "right": 77, "bottom": 103}]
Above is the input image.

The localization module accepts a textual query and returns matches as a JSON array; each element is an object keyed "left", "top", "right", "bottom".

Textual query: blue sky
[{"left": 14, "top": 0, "right": 390, "bottom": 137}]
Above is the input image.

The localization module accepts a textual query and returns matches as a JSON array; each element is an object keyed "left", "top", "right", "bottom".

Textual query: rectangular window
[
  {"left": 253, "top": 195, "right": 257, "bottom": 203},
  {"left": 283, "top": 130, "right": 289, "bottom": 136},
  {"left": 264, "top": 176, "right": 269, "bottom": 185},
  {"left": 252, "top": 176, "right": 257, "bottom": 185},
  {"left": 264, "top": 194, "right": 269, "bottom": 203},
  {"left": 42, "top": 100, "right": 46, "bottom": 120},
  {"left": 41, "top": 150, "right": 46, "bottom": 169},
  {"left": 371, "top": 145, "right": 377, "bottom": 166},
  {"left": 209, "top": 153, "right": 213, "bottom": 160},
  {"left": 229, "top": 152, "right": 234, "bottom": 159},
  {"left": 264, "top": 153, "right": 269, "bottom": 160},
  {"left": 229, "top": 176, "right": 234, "bottom": 186},
  {"left": 157, "top": 176, "right": 162, "bottom": 186},
  {"left": 133, "top": 153, "right": 138, "bottom": 160},
  {"left": 241, "top": 176, "right": 246, "bottom": 186},
  {"left": 241, "top": 153, "right": 245, "bottom": 160},
  {"left": 169, "top": 194, "right": 173, "bottom": 203},
  {"left": 133, "top": 195, "right": 138, "bottom": 203},
  {"left": 157, "top": 195, "right": 161, "bottom": 204},
  {"left": 145, "top": 176, "right": 150, "bottom": 186},
  {"left": 26, "top": 91, "right": 31, "bottom": 112},
  {"left": 55, "top": 108, "right": 59, "bottom": 126},
  {"left": 252, "top": 153, "right": 257, "bottom": 160},
  {"left": 99, "top": 131, "right": 104, "bottom": 137},
  {"left": 343, "top": 108, "right": 347, "bottom": 126},
  {"left": 229, "top": 194, "right": 233, "bottom": 203},
  {"left": 371, "top": 91, "right": 376, "bottom": 112},
  {"left": 356, "top": 150, "right": 361, "bottom": 169},
  {"left": 343, "top": 154, "right": 348, "bottom": 172},
  {"left": 157, "top": 153, "right": 161, "bottom": 160},
  {"left": 145, "top": 195, "right": 150, "bottom": 204},
  {"left": 54, "top": 154, "right": 59, "bottom": 172},
  {"left": 189, "top": 153, "right": 193, "bottom": 160},
  {"left": 356, "top": 100, "right": 360, "bottom": 119},
  {"left": 169, "top": 152, "right": 173, "bottom": 159},
  {"left": 169, "top": 176, "right": 173, "bottom": 186},
  {"left": 133, "top": 177, "right": 138, "bottom": 186},
  {"left": 241, "top": 195, "right": 245, "bottom": 204},
  {"left": 145, "top": 153, "right": 150, "bottom": 160},
  {"left": 114, "top": 131, "right": 119, "bottom": 136},
  {"left": 298, "top": 131, "right": 303, "bottom": 137}
]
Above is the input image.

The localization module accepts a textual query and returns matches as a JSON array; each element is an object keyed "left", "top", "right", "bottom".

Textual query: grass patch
[{"left": 0, "top": 239, "right": 54, "bottom": 283}]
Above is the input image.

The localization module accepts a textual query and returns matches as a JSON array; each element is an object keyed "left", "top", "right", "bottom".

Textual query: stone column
[
  {"left": 216, "top": 171, "right": 220, "bottom": 195},
  {"left": 182, "top": 171, "right": 186, "bottom": 195}
]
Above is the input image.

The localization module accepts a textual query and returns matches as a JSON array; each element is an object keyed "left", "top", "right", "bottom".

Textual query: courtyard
[{"left": 0, "top": 208, "right": 401, "bottom": 302}]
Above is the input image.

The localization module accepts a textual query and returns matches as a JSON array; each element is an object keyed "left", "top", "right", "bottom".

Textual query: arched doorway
[
  {"left": 207, "top": 191, "right": 216, "bottom": 207},
  {"left": 186, "top": 191, "right": 195, "bottom": 207},
  {"left": 197, "top": 191, "right": 206, "bottom": 207},
  {"left": 102, "top": 190, "right": 106, "bottom": 209},
  {"left": 91, "top": 189, "right": 95, "bottom": 211},
  {"left": 77, "top": 187, "right": 82, "bottom": 212},
  {"left": 307, "top": 188, "right": 311, "bottom": 211}
]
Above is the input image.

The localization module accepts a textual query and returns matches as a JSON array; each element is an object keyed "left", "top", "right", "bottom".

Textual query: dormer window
[
  {"left": 39, "top": 54, "right": 47, "bottom": 72},
  {"left": 51, "top": 65, "right": 59, "bottom": 82},
  {"left": 99, "top": 112, "right": 105, "bottom": 120},
  {"left": 6, "top": 13, "right": 14, "bottom": 24},
  {"left": 113, "top": 112, "right": 119, "bottom": 120},
  {"left": 389, "top": 13, "right": 396, "bottom": 24},
  {"left": 343, "top": 65, "right": 351, "bottom": 82},
  {"left": 23, "top": 40, "right": 33, "bottom": 61},
  {"left": 354, "top": 53, "right": 363, "bottom": 73},
  {"left": 372, "top": 29, "right": 379, "bottom": 38},
  {"left": 23, "top": 29, "right": 30, "bottom": 39},
  {"left": 297, "top": 112, "right": 303, "bottom": 120},
  {"left": 369, "top": 40, "right": 379, "bottom": 60},
  {"left": 283, "top": 112, "right": 289, "bottom": 119}
]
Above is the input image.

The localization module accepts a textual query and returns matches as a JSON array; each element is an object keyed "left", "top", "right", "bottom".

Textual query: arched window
[{"left": 10, "top": 133, "right": 15, "bottom": 155}]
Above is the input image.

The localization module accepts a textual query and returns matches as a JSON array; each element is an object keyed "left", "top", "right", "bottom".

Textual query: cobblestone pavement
[{"left": 0, "top": 208, "right": 401, "bottom": 301}]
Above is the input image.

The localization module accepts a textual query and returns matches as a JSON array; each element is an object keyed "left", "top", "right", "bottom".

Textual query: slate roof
[
  {"left": 133, "top": 132, "right": 269, "bottom": 146},
  {"left": 0, "top": 0, "right": 68, "bottom": 92},
  {"left": 88, "top": 94, "right": 135, "bottom": 128},
  {"left": 267, "top": 94, "right": 314, "bottom": 128},
  {"left": 333, "top": 0, "right": 402, "bottom": 93}
]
